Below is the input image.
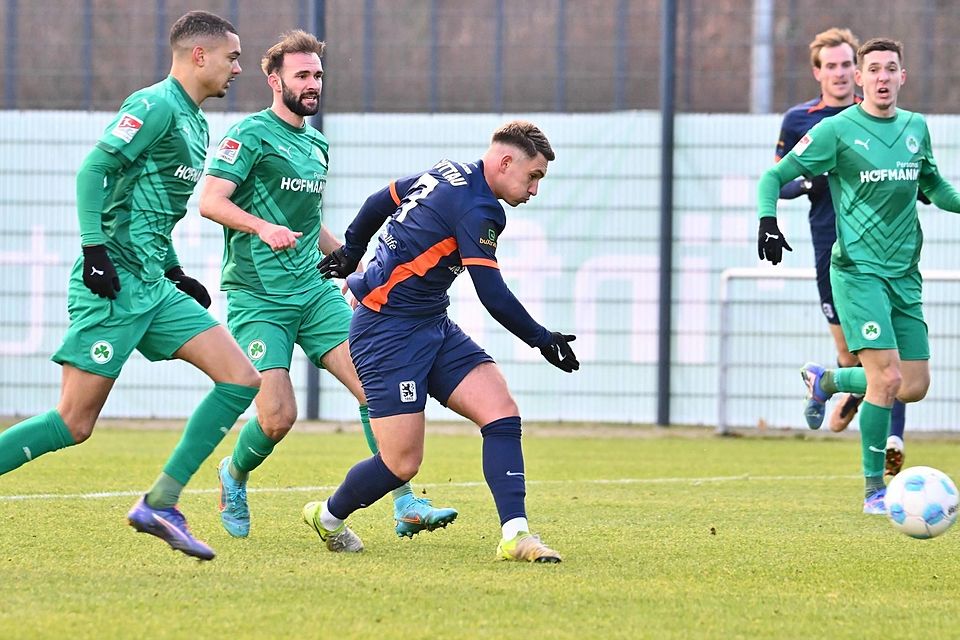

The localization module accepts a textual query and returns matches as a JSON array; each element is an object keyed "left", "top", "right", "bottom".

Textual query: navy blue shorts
[
  {"left": 812, "top": 232, "right": 840, "bottom": 325},
  {"left": 349, "top": 305, "right": 494, "bottom": 418}
]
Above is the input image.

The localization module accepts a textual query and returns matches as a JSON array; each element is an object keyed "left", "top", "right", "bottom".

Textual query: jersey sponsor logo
[
  {"left": 247, "top": 339, "right": 266, "bottom": 361},
  {"left": 906, "top": 135, "right": 920, "bottom": 154},
  {"left": 859, "top": 164, "right": 920, "bottom": 183},
  {"left": 479, "top": 227, "right": 498, "bottom": 249},
  {"left": 793, "top": 133, "right": 813, "bottom": 156},
  {"left": 174, "top": 165, "right": 203, "bottom": 183},
  {"left": 854, "top": 138, "right": 870, "bottom": 151},
  {"left": 861, "top": 321, "right": 881, "bottom": 341},
  {"left": 90, "top": 340, "right": 114, "bottom": 364},
  {"left": 399, "top": 380, "right": 417, "bottom": 403},
  {"left": 111, "top": 113, "right": 143, "bottom": 143},
  {"left": 434, "top": 159, "right": 467, "bottom": 186},
  {"left": 216, "top": 137, "right": 242, "bottom": 164},
  {"left": 279, "top": 176, "right": 325, "bottom": 193}
]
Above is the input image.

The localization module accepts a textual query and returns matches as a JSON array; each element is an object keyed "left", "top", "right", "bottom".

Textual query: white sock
[
  {"left": 320, "top": 499, "right": 345, "bottom": 532},
  {"left": 501, "top": 517, "right": 529, "bottom": 540}
]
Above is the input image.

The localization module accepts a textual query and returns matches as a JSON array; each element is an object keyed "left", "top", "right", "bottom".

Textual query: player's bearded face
[{"left": 280, "top": 77, "right": 320, "bottom": 117}]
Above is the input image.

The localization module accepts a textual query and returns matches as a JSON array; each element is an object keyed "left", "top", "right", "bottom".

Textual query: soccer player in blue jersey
[
  {"left": 0, "top": 11, "right": 260, "bottom": 561},
  {"left": 199, "top": 30, "right": 456, "bottom": 546},
  {"left": 306, "top": 121, "right": 579, "bottom": 562},
  {"left": 774, "top": 27, "right": 906, "bottom": 473}
]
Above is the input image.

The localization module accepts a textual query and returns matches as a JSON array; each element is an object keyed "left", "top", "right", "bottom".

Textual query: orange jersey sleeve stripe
[
  {"left": 361, "top": 237, "right": 459, "bottom": 312},
  {"left": 389, "top": 181, "right": 401, "bottom": 206},
  {"left": 461, "top": 257, "right": 499, "bottom": 269}
]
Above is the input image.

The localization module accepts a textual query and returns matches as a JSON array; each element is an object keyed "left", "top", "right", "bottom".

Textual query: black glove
[
  {"left": 165, "top": 266, "right": 211, "bottom": 308},
  {"left": 757, "top": 217, "right": 792, "bottom": 265},
  {"left": 318, "top": 246, "right": 361, "bottom": 279},
  {"left": 539, "top": 332, "right": 579, "bottom": 373},
  {"left": 918, "top": 188, "right": 931, "bottom": 205},
  {"left": 81, "top": 244, "right": 121, "bottom": 300},
  {"left": 802, "top": 174, "right": 829, "bottom": 199}
]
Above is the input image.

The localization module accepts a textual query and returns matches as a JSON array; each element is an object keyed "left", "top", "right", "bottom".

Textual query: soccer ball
[{"left": 885, "top": 466, "right": 959, "bottom": 539}]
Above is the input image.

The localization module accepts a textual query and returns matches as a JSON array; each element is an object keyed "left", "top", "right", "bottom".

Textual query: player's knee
[
  {"left": 257, "top": 406, "right": 296, "bottom": 440},
  {"left": 64, "top": 417, "right": 96, "bottom": 444},
  {"left": 875, "top": 367, "right": 902, "bottom": 401},
  {"left": 898, "top": 378, "right": 929, "bottom": 403},
  {"left": 383, "top": 451, "right": 422, "bottom": 481},
  {"left": 234, "top": 367, "right": 262, "bottom": 389}
]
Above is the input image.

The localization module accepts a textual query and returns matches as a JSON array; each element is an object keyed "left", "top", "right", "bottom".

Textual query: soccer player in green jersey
[
  {"left": 0, "top": 11, "right": 261, "bottom": 560},
  {"left": 757, "top": 38, "right": 960, "bottom": 514},
  {"left": 198, "top": 30, "right": 457, "bottom": 546}
]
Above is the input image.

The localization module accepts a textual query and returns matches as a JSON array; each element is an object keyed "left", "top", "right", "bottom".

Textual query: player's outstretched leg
[
  {"left": 302, "top": 501, "right": 364, "bottom": 552},
  {"left": 127, "top": 496, "right": 216, "bottom": 561},
  {"left": 393, "top": 492, "right": 459, "bottom": 538},
  {"left": 828, "top": 393, "right": 864, "bottom": 432},
  {"left": 800, "top": 363, "right": 832, "bottom": 429},
  {"left": 218, "top": 456, "right": 250, "bottom": 537}
]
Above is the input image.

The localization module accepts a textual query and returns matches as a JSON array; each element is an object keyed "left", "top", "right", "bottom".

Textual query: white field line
[{"left": 0, "top": 474, "right": 860, "bottom": 502}]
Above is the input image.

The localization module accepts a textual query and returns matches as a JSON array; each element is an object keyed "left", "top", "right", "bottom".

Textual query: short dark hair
[
  {"left": 492, "top": 120, "right": 555, "bottom": 161},
  {"left": 169, "top": 10, "right": 237, "bottom": 48},
  {"left": 857, "top": 38, "right": 903, "bottom": 68},
  {"left": 261, "top": 30, "right": 326, "bottom": 76}
]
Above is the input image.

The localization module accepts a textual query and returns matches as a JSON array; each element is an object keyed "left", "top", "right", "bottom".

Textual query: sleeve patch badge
[
  {"left": 793, "top": 133, "right": 813, "bottom": 156},
  {"left": 479, "top": 227, "right": 498, "bottom": 249},
  {"left": 216, "top": 137, "right": 242, "bottom": 164},
  {"left": 111, "top": 113, "right": 143, "bottom": 143}
]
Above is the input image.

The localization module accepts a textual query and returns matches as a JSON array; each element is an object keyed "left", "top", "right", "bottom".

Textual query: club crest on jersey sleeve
[
  {"left": 216, "top": 138, "right": 242, "bottom": 164},
  {"left": 111, "top": 114, "right": 143, "bottom": 143}
]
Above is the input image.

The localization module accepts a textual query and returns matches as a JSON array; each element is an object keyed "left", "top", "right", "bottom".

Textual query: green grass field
[{"left": 1, "top": 424, "right": 959, "bottom": 639}]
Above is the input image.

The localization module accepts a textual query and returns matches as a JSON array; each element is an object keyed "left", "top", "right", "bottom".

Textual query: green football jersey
[
  {"left": 206, "top": 109, "right": 330, "bottom": 293},
  {"left": 95, "top": 76, "right": 209, "bottom": 281},
  {"left": 783, "top": 104, "right": 942, "bottom": 277}
]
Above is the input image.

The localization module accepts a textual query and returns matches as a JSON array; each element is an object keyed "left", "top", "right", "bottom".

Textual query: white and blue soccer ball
[{"left": 886, "top": 466, "right": 959, "bottom": 539}]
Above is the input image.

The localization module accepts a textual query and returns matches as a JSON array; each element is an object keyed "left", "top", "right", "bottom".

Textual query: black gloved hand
[
  {"left": 918, "top": 188, "right": 931, "bottom": 205},
  {"left": 539, "top": 332, "right": 579, "bottom": 373},
  {"left": 802, "top": 174, "right": 829, "bottom": 198},
  {"left": 318, "top": 246, "right": 361, "bottom": 279},
  {"left": 165, "top": 266, "right": 211, "bottom": 308},
  {"left": 757, "top": 217, "right": 792, "bottom": 265},
  {"left": 81, "top": 244, "right": 121, "bottom": 300}
]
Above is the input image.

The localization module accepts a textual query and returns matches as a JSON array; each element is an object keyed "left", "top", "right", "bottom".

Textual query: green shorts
[
  {"left": 830, "top": 267, "right": 929, "bottom": 360},
  {"left": 52, "top": 259, "right": 218, "bottom": 379},
  {"left": 226, "top": 280, "right": 353, "bottom": 372}
]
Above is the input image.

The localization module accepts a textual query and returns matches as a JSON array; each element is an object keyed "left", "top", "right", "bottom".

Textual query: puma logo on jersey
[
  {"left": 140, "top": 98, "right": 155, "bottom": 111},
  {"left": 277, "top": 144, "right": 293, "bottom": 158},
  {"left": 854, "top": 138, "right": 870, "bottom": 151}
]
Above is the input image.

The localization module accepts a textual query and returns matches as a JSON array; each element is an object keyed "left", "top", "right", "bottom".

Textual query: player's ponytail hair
[
  {"left": 809, "top": 27, "right": 859, "bottom": 68},
  {"left": 857, "top": 38, "right": 904, "bottom": 68},
  {"left": 261, "top": 30, "right": 326, "bottom": 76},
  {"left": 492, "top": 120, "right": 555, "bottom": 161}
]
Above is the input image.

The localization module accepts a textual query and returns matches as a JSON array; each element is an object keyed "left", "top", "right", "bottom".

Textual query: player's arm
[
  {"left": 460, "top": 207, "right": 578, "bottom": 372},
  {"left": 199, "top": 175, "right": 302, "bottom": 251},
  {"left": 74, "top": 146, "right": 127, "bottom": 299},
  {"left": 917, "top": 126, "right": 960, "bottom": 213},
  {"left": 318, "top": 174, "right": 419, "bottom": 278},
  {"left": 756, "top": 158, "right": 804, "bottom": 264}
]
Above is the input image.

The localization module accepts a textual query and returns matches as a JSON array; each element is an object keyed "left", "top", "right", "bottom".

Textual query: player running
[
  {"left": 199, "top": 30, "right": 457, "bottom": 545},
  {"left": 757, "top": 38, "right": 960, "bottom": 514},
  {"left": 774, "top": 27, "right": 907, "bottom": 471},
  {"left": 0, "top": 11, "right": 260, "bottom": 561},
  {"left": 305, "top": 120, "right": 579, "bottom": 562}
]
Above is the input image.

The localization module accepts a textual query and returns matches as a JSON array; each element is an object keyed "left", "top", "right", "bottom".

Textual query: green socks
[
  {"left": 0, "top": 410, "right": 75, "bottom": 475},
  {"left": 229, "top": 417, "right": 277, "bottom": 480},
  {"left": 358, "top": 404, "right": 413, "bottom": 501},
  {"left": 147, "top": 382, "right": 258, "bottom": 508},
  {"left": 822, "top": 367, "right": 867, "bottom": 395},
  {"left": 859, "top": 401, "right": 890, "bottom": 491}
]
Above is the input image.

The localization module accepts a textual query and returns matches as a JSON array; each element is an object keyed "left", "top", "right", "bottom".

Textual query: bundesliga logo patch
[
  {"left": 216, "top": 138, "right": 242, "bottom": 164},
  {"left": 793, "top": 133, "right": 813, "bottom": 156},
  {"left": 111, "top": 114, "right": 143, "bottom": 143}
]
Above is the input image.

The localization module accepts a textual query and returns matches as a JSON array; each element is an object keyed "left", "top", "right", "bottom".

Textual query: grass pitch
[{"left": 1, "top": 423, "right": 959, "bottom": 639}]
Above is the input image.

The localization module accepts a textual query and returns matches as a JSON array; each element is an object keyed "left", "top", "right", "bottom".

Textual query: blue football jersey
[
  {"left": 347, "top": 159, "right": 504, "bottom": 316},
  {"left": 776, "top": 96, "right": 860, "bottom": 233}
]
